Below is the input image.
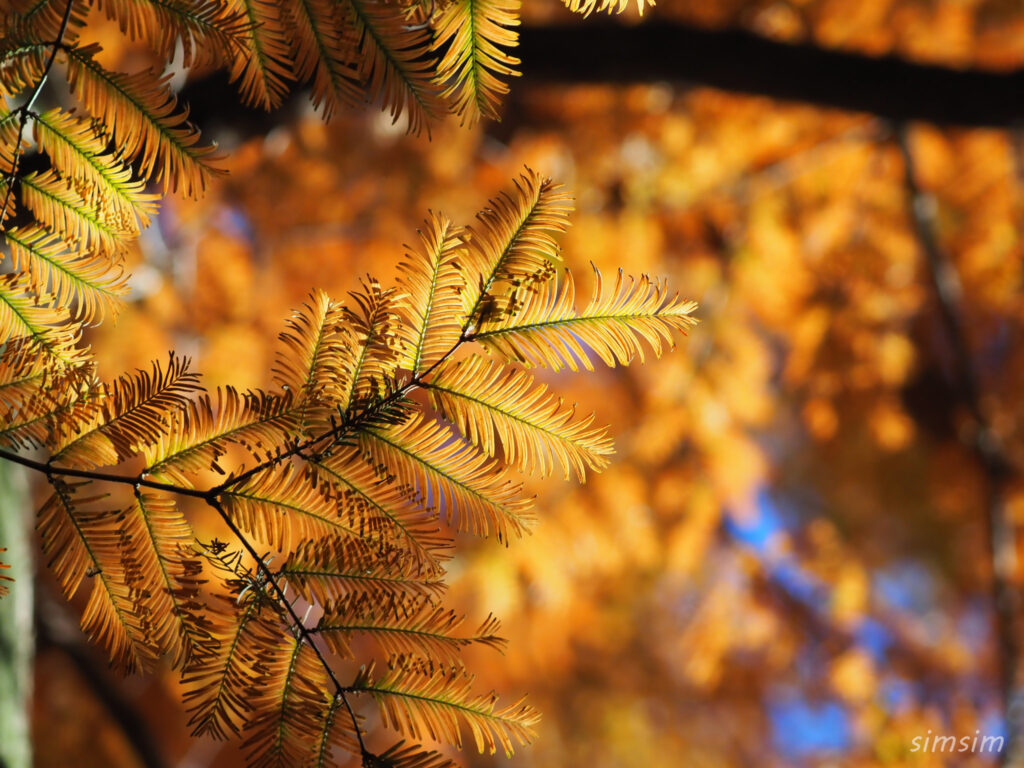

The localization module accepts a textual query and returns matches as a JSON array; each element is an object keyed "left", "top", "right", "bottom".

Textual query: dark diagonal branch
[
  {"left": 896, "top": 122, "right": 1021, "bottom": 765},
  {"left": 0, "top": 0, "right": 75, "bottom": 227},
  {"left": 0, "top": 449, "right": 212, "bottom": 499},
  {"left": 206, "top": 497, "right": 373, "bottom": 765},
  {"left": 35, "top": 590, "right": 169, "bottom": 768}
]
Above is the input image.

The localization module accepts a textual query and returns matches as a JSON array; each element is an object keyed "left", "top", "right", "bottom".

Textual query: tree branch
[
  {"left": 0, "top": 449, "right": 212, "bottom": 499},
  {"left": 897, "top": 122, "right": 1021, "bottom": 764},
  {"left": 0, "top": 326, "right": 474, "bottom": 767},
  {"left": 516, "top": 22, "right": 1024, "bottom": 128},
  {"left": 35, "top": 589, "right": 169, "bottom": 768},
  {"left": 175, "top": 22, "right": 1024, "bottom": 141},
  {"left": 205, "top": 497, "right": 374, "bottom": 764},
  {"left": 0, "top": 0, "right": 75, "bottom": 227}
]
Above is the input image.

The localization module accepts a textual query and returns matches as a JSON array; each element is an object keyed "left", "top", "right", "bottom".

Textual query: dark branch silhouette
[
  {"left": 178, "top": 22, "right": 1024, "bottom": 137},
  {"left": 517, "top": 22, "right": 1024, "bottom": 128},
  {"left": 897, "top": 122, "right": 1022, "bottom": 766},
  {"left": 35, "top": 591, "right": 169, "bottom": 768}
]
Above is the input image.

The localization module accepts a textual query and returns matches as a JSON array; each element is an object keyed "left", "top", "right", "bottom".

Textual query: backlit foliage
[
  {"left": 0, "top": 0, "right": 687, "bottom": 763},
  {"left": 147, "top": 50, "right": 1024, "bottom": 761},
  {"left": 16, "top": 0, "right": 1024, "bottom": 763},
  {"left": 0, "top": 153, "right": 695, "bottom": 765},
  {"left": 0, "top": 0, "right": 649, "bottom": 368}
]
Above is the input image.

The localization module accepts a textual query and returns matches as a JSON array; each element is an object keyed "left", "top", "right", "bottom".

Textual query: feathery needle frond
[
  {"left": 314, "top": 452, "right": 454, "bottom": 572},
  {"left": 562, "top": 0, "right": 653, "bottom": 16},
  {"left": 5, "top": 225, "right": 128, "bottom": 323},
  {"left": 345, "top": 0, "right": 443, "bottom": 136},
  {"left": 226, "top": 0, "right": 294, "bottom": 109},
  {"left": 396, "top": 212, "right": 466, "bottom": 375},
  {"left": 278, "top": 536, "right": 446, "bottom": 605},
  {"left": 281, "top": 0, "right": 362, "bottom": 118},
  {"left": 242, "top": 637, "right": 334, "bottom": 768},
  {"left": 366, "top": 740, "right": 456, "bottom": 768},
  {"left": 38, "top": 479, "right": 161, "bottom": 672},
  {"left": 351, "top": 662, "right": 540, "bottom": 756},
  {"left": 314, "top": 594, "right": 503, "bottom": 663},
  {"left": 142, "top": 388, "right": 299, "bottom": 485},
  {"left": 472, "top": 265, "right": 699, "bottom": 370},
  {"left": 459, "top": 168, "right": 572, "bottom": 328},
  {"left": 94, "top": 0, "right": 250, "bottom": 68},
  {"left": 431, "top": 0, "right": 520, "bottom": 124},
  {"left": 50, "top": 353, "right": 202, "bottom": 468},
  {"left": 32, "top": 108, "right": 160, "bottom": 229},
  {"left": 19, "top": 170, "right": 131, "bottom": 255},
  {"left": 184, "top": 599, "right": 280, "bottom": 739},
  {"left": 64, "top": 44, "right": 224, "bottom": 196},
  {"left": 0, "top": 273, "right": 88, "bottom": 368},
  {"left": 358, "top": 413, "right": 535, "bottom": 541},
  {"left": 220, "top": 462, "right": 366, "bottom": 551},
  {"left": 426, "top": 354, "right": 613, "bottom": 480}
]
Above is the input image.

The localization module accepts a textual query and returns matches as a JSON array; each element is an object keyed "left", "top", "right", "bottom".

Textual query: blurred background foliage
[{"left": 29, "top": 0, "right": 1024, "bottom": 766}]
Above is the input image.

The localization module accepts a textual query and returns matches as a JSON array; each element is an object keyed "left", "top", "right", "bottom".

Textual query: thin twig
[
  {"left": 897, "top": 121, "right": 1020, "bottom": 763},
  {"left": 211, "top": 330, "right": 470, "bottom": 494},
  {"left": 0, "top": 0, "right": 75, "bottom": 228},
  {"left": 206, "top": 497, "right": 374, "bottom": 762},
  {"left": 0, "top": 281, "right": 483, "bottom": 765}
]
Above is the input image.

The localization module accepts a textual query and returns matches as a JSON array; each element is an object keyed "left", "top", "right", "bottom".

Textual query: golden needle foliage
[
  {"left": 24, "top": 0, "right": 1024, "bottom": 763},
  {"left": 7, "top": 169, "right": 694, "bottom": 764},
  {"left": 1, "top": 39, "right": 695, "bottom": 755},
  {"left": 0, "top": 0, "right": 687, "bottom": 763},
  {"left": 0, "top": 0, "right": 645, "bottom": 364}
]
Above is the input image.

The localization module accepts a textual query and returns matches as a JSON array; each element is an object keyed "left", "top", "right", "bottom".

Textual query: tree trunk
[{"left": 0, "top": 462, "right": 32, "bottom": 768}]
